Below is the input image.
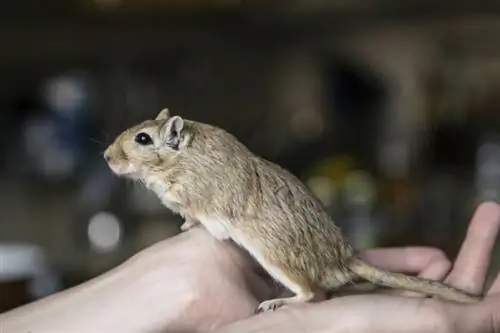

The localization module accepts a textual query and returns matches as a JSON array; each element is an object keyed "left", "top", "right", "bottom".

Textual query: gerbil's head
[{"left": 104, "top": 108, "right": 192, "bottom": 179}]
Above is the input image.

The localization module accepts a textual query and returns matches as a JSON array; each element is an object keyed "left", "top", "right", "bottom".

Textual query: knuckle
[{"left": 430, "top": 249, "right": 452, "bottom": 267}]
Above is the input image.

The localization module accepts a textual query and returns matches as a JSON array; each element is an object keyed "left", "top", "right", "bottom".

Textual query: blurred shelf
[{"left": 2, "top": 0, "right": 500, "bottom": 25}]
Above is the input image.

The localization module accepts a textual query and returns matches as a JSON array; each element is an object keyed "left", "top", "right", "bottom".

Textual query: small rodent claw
[
  {"left": 255, "top": 299, "right": 284, "bottom": 313},
  {"left": 180, "top": 218, "right": 198, "bottom": 231}
]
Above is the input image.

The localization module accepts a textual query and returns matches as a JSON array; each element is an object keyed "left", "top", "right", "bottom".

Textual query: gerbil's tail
[{"left": 346, "top": 257, "right": 479, "bottom": 303}]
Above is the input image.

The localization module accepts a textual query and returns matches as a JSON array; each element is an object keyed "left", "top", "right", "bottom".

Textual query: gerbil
[{"left": 104, "top": 108, "right": 480, "bottom": 312}]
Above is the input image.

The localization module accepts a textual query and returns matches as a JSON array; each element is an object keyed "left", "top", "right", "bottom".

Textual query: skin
[
  {"left": 211, "top": 201, "right": 500, "bottom": 333},
  {"left": 1, "top": 202, "right": 499, "bottom": 333},
  {"left": 104, "top": 108, "right": 478, "bottom": 312}
]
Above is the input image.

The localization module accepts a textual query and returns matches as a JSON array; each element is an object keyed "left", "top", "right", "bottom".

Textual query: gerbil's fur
[{"left": 104, "top": 108, "right": 480, "bottom": 312}]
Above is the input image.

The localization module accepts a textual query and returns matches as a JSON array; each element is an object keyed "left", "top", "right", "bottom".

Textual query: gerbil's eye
[{"left": 135, "top": 132, "right": 153, "bottom": 146}]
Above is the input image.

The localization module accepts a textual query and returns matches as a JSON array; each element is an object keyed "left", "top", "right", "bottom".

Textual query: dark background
[{"left": 0, "top": 0, "right": 499, "bottom": 311}]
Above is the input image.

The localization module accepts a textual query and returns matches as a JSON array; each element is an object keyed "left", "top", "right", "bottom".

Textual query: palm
[{"left": 190, "top": 202, "right": 500, "bottom": 332}]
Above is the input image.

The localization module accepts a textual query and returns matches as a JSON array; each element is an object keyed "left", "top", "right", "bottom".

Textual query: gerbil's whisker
[
  {"left": 98, "top": 129, "right": 112, "bottom": 142},
  {"left": 87, "top": 137, "right": 106, "bottom": 147}
]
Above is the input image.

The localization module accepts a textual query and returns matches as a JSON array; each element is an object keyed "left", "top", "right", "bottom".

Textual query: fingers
[
  {"left": 446, "top": 201, "right": 500, "bottom": 295},
  {"left": 360, "top": 247, "right": 452, "bottom": 297},
  {"left": 211, "top": 295, "right": 446, "bottom": 333},
  {"left": 358, "top": 247, "right": 452, "bottom": 297},
  {"left": 359, "top": 247, "right": 451, "bottom": 280}
]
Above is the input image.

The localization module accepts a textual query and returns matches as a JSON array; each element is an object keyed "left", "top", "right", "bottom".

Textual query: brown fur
[{"left": 104, "top": 108, "right": 481, "bottom": 312}]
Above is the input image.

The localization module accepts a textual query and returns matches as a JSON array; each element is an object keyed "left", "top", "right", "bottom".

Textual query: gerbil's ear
[
  {"left": 162, "top": 116, "right": 185, "bottom": 150},
  {"left": 155, "top": 108, "right": 171, "bottom": 121}
]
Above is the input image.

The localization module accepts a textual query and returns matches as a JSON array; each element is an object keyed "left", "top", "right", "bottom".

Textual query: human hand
[
  {"left": 5, "top": 201, "right": 492, "bottom": 333},
  {"left": 0, "top": 222, "right": 275, "bottom": 333},
  {"left": 154, "top": 221, "right": 456, "bottom": 332},
  {"left": 208, "top": 201, "right": 500, "bottom": 333},
  {"left": 128, "top": 217, "right": 457, "bottom": 332},
  {"left": 156, "top": 201, "right": 498, "bottom": 332}
]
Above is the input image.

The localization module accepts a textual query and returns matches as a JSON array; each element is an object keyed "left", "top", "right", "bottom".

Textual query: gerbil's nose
[{"left": 103, "top": 149, "right": 111, "bottom": 162}]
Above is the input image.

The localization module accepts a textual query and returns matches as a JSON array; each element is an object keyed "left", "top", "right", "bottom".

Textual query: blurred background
[{"left": 1, "top": 0, "right": 500, "bottom": 312}]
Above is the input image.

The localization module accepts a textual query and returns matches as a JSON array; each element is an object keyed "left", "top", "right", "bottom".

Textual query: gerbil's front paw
[
  {"left": 255, "top": 299, "right": 284, "bottom": 313},
  {"left": 180, "top": 222, "right": 191, "bottom": 231},
  {"left": 180, "top": 218, "right": 198, "bottom": 231}
]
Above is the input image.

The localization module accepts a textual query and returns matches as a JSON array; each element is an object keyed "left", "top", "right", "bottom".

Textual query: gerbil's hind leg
[
  {"left": 322, "top": 269, "right": 357, "bottom": 298},
  {"left": 254, "top": 263, "right": 315, "bottom": 313},
  {"left": 256, "top": 290, "right": 315, "bottom": 313},
  {"left": 180, "top": 217, "right": 199, "bottom": 231}
]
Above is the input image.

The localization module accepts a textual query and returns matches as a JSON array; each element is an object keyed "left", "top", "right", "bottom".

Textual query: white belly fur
[
  {"left": 196, "top": 215, "right": 233, "bottom": 240},
  {"left": 196, "top": 215, "right": 296, "bottom": 291}
]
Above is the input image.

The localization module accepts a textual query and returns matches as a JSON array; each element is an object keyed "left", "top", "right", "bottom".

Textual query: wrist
[
  {"left": 0, "top": 236, "right": 198, "bottom": 333},
  {"left": 0, "top": 250, "right": 196, "bottom": 333},
  {"left": 118, "top": 226, "right": 252, "bottom": 332},
  {"left": 1, "top": 227, "right": 254, "bottom": 333},
  {"left": 108, "top": 249, "right": 198, "bottom": 332}
]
